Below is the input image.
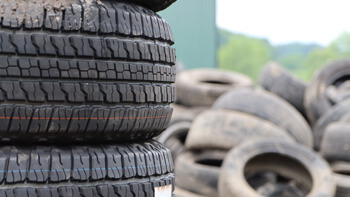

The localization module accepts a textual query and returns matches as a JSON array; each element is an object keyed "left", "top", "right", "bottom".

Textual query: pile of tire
[
  {"left": 160, "top": 60, "right": 350, "bottom": 197},
  {"left": 0, "top": 0, "right": 177, "bottom": 196},
  {"left": 157, "top": 68, "right": 254, "bottom": 160}
]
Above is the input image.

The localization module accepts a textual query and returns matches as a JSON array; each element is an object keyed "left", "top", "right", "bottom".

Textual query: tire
[
  {"left": 259, "top": 62, "right": 308, "bottom": 119},
  {"left": 0, "top": 0, "right": 176, "bottom": 142},
  {"left": 185, "top": 110, "right": 294, "bottom": 150},
  {"left": 212, "top": 89, "right": 313, "bottom": 147},
  {"left": 176, "top": 69, "right": 253, "bottom": 107},
  {"left": 175, "top": 151, "right": 226, "bottom": 197},
  {"left": 169, "top": 104, "right": 194, "bottom": 126},
  {"left": 127, "top": 0, "right": 177, "bottom": 12},
  {"left": 304, "top": 59, "right": 350, "bottom": 125},
  {"left": 175, "top": 187, "right": 207, "bottom": 197},
  {"left": 0, "top": 140, "right": 175, "bottom": 196},
  {"left": 320, "top": 123, "right": 350, "bottom": 162},
  {"left": 157, "top": 121, "right": 191, "bottom": 159},
  {"left": 218, "top": 139, "right": 335, "bottom": 197},
  {"left": 331, "top": 162, "right": 350, "bottom": 197},
  {"left": 313, "top": 99, "right": 350, "bottom": 150}
]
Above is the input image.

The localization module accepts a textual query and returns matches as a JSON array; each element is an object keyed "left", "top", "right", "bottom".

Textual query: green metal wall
[{"left": 159, "top": 0, "right": 217, "bottom": 69}]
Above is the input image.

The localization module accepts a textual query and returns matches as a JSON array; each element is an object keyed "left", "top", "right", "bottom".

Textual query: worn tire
[
  {"left": 0, "top": 140, "right": 175, "bottom": 196},
  {"left": 259, "top": 62, "right": 308, "bottom": 118},
  {"left": 304, "top": 59, "right": 350, "bottom": 125},
  {"left": 185, "top": 110, "right": 294, "bottom": 150},
  {"left": 175, "top": 187, "right": 207, "bottom": 197},
  {"left": 331, "top": 162, "right": 350, "bottom": 197},
  {"left": 175, "top": 151, "right": 225, "bottom": 197},
  {"left": 320, "top": 123, "right": 350, "bottom": 162},
  {"left": 0, "top": 0, "right": 176, "bottom": 142},
  {"left": 213, "top": 89, "right": 313, "bottom": 147},
  {"left": 218, "top": 139, "right": 335, "bottom": 197},
  {"left": 157, "top": 121, "right": 191, "bottom": 159},
  {"left": 169, "top": 104, "right": 194, "bottom": 126},
  {"left": 313, "top": 99, "right": 350, "bottom": 150},
  {"left": 176, "top": 69, "right": 253, "bottom": 107},
  {"left": 128, "top": 0, "right": 177, "bottom": 12}
]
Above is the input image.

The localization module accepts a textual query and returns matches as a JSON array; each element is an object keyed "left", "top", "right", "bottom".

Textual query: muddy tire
[
  {"left": 304, "top": 59, "right": 350, "bottom": 125},
  {"left": 313, "top": 99, "right": 350, "bottom": 150},
  {"left": 213, "top": 89, "right": 313, "bottom": 147},
  {"left": 259, "top": 62, "right": 308, "bottom": 118},
  {"left": 0, "top": 0, "right": 176, "bottom": 142},
  {"left": 0, "top": 140, "right": 175, "bottom": 196},
  {"left": 185, "top": 110, "right": 294, "bottom": 150},
  {"left": 218, "top": 139, "right": 335, "bottom": 197},
  {"left": 331, "top": 162, "right": 350, "bottom": 197},
  {"left": 128, "top": 0, "right": 177, "bottom": 11},
  {"left": 176, "top": 69, "right": 253, "bottom": 107},
  {"left": 320, "top": 123, "right": 350, "bottom": 161},
  {"left": 175, "top": 151, "right": 225, "bottom": 197},
  {"left": 157, "top": 121, "right": 191, "bottom": 159}
]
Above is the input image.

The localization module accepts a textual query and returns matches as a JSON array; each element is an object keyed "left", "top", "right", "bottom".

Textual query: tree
[{"left": 218, "top": 34, "right": 271, "bottom": 81}]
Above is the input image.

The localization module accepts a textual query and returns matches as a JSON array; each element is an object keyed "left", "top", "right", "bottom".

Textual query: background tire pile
[
  {"left": 0, "top": 0, "right": 177, "bottom": 196},
  {"left": 158, "top": 60, "right": 350, "bottom": 197}
]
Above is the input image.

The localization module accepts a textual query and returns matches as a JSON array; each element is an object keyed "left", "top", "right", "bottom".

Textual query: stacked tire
[{"left": 0, "top": 0, "right": 176, "bottom": 196}]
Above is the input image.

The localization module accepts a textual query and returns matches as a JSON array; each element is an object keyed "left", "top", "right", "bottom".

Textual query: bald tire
[
  {"left": 259, "top": 62, "right": 308, "bottom": 119},
  {"left": 331, "top": 162, "right": 350, "bottom": 197},
  {"left": 175, "top": 151, "right": 225, "bottom": 197},
  {"left": 320, "top": 123, "right": 350, "bottom": 161},
  {"left": 0, "top": 0, "right": 176, "bottom": 143},
  {"left": 313, "top": 99, "right": 350, "bottom": 150},
  {"left": 218, "top": 139, "right": 335, "bottom": 197},
  {"left": 213, "top": 89, "right": 313, "bottom": 147},
  {"left": 176, "top": 69, "right": 253, "bottom": 107},
  {"left": 185, "top": 110, "right": 294, "bottom": 150},
  {"left": 175, "top": 187, "right": 207, "bottom": 197},
  {"left": 304, "top": 59, "right": 350, "bottom": 125}
]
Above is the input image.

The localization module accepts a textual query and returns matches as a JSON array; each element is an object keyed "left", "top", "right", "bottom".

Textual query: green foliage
[
  {"left": 217, "top": 29, "right": 350, "bottom": 82},
  {"left": 218, "top": 33, "right": 271, "bottom": 81}
]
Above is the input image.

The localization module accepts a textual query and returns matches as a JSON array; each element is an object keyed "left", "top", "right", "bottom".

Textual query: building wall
[{"left": 159, "top": 0, "right": 217, "bottom": 69}]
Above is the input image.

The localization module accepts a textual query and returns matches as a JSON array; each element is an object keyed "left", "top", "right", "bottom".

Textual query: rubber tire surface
[
  {"left": 218, "top": 139, "right": 335, "bottom": 197},
  {"left": 0, "top": 0, "right": 176, "bottom": 142},
  {"left": 213, "top": 89, "right": 313, "bottom": 147},
  {"left": 313, "top": 99, "right": 350, "bottom": 150},
  {"left": 259, "top": 62, "right": 308, "bottom": 119},
  {"left": 0, "top": 140, "right": 175, "bottom": 196},
  {"left": 176, "top": 69, "right": 253, "bottom": 107},
  {"left": 320, "top": 123, "right": 350, "bottom": 162},
  {"left": 128, "top": 0, "right": 177, "bottom": 12},
  {"left": 331, "top": 162, "right": 350, "bottom": 197},
  {"left": 175, "top": 187, "right": 206, "bottom": 197},
  {"left": 304, "top": 59, "right": 350, "bottom": 125},
  {"left": 185, "top": 110, "right": 294, "bottom": 150},
  {"left": 168, "top": 104, "right": 194, "bottom": 126},
  {"left": 157, "top": 121, "right": 191, "bottom": 160},
  {"left": 175, "top": 151, "right": 225, "bottom": 197}
]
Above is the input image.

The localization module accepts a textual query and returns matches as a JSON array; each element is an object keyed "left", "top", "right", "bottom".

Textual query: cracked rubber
[
  {"left": 0, "top": 140, "right": 175, "bottom": 196},
  {"left": 0, "top": 0, "right": 176, "bottom": 142}
]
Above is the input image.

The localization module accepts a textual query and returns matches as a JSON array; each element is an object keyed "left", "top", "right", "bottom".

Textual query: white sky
[{"left": 216, "top": 0, "right": 350, "bottom": 46}]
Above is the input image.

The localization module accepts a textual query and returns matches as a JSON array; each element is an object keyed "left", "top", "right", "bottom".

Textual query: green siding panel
[{"left": 160, "top": 0, "right": 217, "bottom": 69}]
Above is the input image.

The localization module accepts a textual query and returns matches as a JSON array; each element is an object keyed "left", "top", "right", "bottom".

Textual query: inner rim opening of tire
[
  {"left": 244, "top": 153, "right": 313, "bottom": 196},
  {"left": 196, "top": 158, "right": 223, "bottom": 167},
  {"left": 200, "top": 80, "right": 232, "bottom": 85}
]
